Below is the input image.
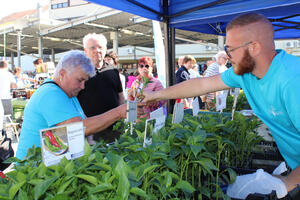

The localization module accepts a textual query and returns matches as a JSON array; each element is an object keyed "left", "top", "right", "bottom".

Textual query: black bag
[{"left": 0, "top": 130, "right": 14, "bottom": 171}]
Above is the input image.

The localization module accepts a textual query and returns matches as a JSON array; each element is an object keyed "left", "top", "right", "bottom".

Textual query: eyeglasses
[
  {"left": 224, "top": 41, "right": 252, "bottom": 58},
  {"left": 139, "top": 64, "right": 150, "bottom": 69}
]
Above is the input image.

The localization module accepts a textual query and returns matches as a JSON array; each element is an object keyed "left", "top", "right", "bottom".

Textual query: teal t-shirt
[
  {"left": 221, "top": 49, "right": 300, "bottom": 170},
  {"left": 16, "top": 80, "right": 85, "bottom": 160}
]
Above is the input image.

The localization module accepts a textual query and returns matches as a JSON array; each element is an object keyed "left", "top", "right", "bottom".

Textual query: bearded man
[{"left": 140, "top": 13, "right": 300, "bottom": 194}]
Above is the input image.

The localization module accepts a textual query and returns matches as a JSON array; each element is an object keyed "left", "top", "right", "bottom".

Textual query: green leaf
[
  {"left": 64, "top": 161, "right": 74, "bottom": 175},
  {"left": 37, "top": 164, "right": 48, "bottom": 178},
  {"left": 28, "top": 179, "right": 43, "bottom": 185},
  {"left": 199, "top": 158, "right": 218, "bottom": 171},
  {"left": 57, "top": 177, "right": 74, "bottom": 194},
  {"left": 164, "top": 159, "right": 178, "bottom": 172},
  {"left": 76, "top": 174, "right": 98, "bottom": 185},
  {"left": 193, "top": 127, "right": 207, "bottom": 142},
  {"left": 17, "top": 189, "right": 29, "bottom": 200},
  {"left": 165, "top": 172, "right": 172, "bottom": 188},
  {"left": 190, "top": 145, "right": 203, "bottom": 157},
  {"left": 193, "top": 158, "right": 218, "bottom": 176},
  {"left": 88, "top": 183, "right": 114, "bottom": 194},
  {"left": 15, "top": 171, "right": 26, "bottom": 182},
  {"left": 223, "top": 168, "right": 237, "bottom": 184},
  {"left": 84, "top": 139, "right": 92, "bottom": 156},
  {"left": 34, "top": 176, "right": 58, "bottom": 200},
  {"left": 175, "top": 180, "right": 195, "bottom": 193},
  {"left": 198, "top": 186, "right": 210, "bottom": 198},
  {"left": 48, "top": 194, "right": 69, "bottom": 200},
  {"left": 151, "top": 152, "right": 168, "bottom": 161},
  {"left": 94, "top": 163, "right": 112, "bottom": 171},
  {"left": 130, "top": 187, "right": 149, "bottom": 199},
  {"left": 142, "top": 164, "right": 160, "bottom": 176},
  {"left": 88, "top": 153, "right": 96, "bottom": 162},
  {"left": 117, "top": 173, "right": 130, "bottom": 200},
  {"left": 9, "top": 181, "right": 26, "bottom": 199}
]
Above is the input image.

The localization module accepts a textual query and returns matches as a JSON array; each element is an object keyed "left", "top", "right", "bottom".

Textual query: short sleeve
[
  {"left": 221, "top": 67, "right": 242, "bottom": 88},
  {"left": 38, "top": 87, "right": 82, "bottom": 127},
  {"left": 115, "top": 69, "right": 123, "bottom": 93}
]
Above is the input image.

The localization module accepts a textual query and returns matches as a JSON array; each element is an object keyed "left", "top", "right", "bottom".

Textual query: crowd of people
[{"left": 1, "top": 12, "right": 300, "bottom": 194}]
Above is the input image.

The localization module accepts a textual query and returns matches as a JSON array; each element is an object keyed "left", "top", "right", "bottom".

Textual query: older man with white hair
[
  {"left": 16, "top": 50, "right": 126, "bottom": 160},
  {"left": 78, "top": 33, "right": 125, "bottom": 143}
]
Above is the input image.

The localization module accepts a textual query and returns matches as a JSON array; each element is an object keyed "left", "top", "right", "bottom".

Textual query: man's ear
[{"left": 250, "top": 41, "right": 261, "bottom": 57}]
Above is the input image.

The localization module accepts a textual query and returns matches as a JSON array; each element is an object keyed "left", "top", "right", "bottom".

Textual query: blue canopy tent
[
  {"left": 88, "top": 0, "right": 300, "bottom": 110},
  {"left": 88, "top": 0, "right": 300, "bottom": 39}
]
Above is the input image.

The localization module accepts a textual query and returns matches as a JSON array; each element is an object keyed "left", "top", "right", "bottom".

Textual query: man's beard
[{"left": 233, "top": 49, "right": 255, "bottom": 75}]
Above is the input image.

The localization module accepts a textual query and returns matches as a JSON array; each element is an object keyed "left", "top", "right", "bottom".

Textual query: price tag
[
  {"left": 216, "top": 93, "right": 227, "bottom": 111},
  {"left": 192, "top": 97, "right": 200, "bottom": 116},
  {"left": 153, "top": 115, "right": 166, "bottom": 134},
  {"left": 172, "top": 102, "right": 184, "bottom": 124},
  {"left": 143, "top": 118, "right": 156, "bottom": 147},
  {"left": 150, "top": 107, "right": 164, "bottom": 119},
  {"left": 126, "top": 101, "right": 137, "bottom": 122}
]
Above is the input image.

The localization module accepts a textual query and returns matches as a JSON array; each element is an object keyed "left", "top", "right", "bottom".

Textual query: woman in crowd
[
  {"left": 129, "top": 56, "right": 166, "bottom": 118},
  {"left": 126, "top": 72, "right": 136, "bottom": 89}
]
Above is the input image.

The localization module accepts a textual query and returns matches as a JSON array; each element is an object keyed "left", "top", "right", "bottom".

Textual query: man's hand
[
  {"left": 142, "top": 91, "right": 159, "bottom": 103},
  {"left": 279, "top": 175, "right": 298, "bottom": 192}
]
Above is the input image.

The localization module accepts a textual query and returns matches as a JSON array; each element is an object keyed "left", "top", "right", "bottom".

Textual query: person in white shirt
[
  {"left": 0, "top": 61, "right": 17, "bottom": 99},
  {"left": 203, "top": 51, "right": 228, "bottom": 110},
  {"left": 13, "top": 66, "right": 33, "bottom": 89}
]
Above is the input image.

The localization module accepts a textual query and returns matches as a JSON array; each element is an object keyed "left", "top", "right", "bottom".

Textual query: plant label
[
  {"left": 40, "top": 121, "right": 85, "bottom": 167},
  {"left": 150, "top": 107, "right": 164, "bottom": 119},
  {"left": 126, "top": 101, "right": 137, "bottom": 122},
  {"left": 152, "top": 115, "right": 166, "bottom": 134},
  {"left": 172, "top": 102, "right": 184, "bottom": 124},
  {"left": 192, "top": 97, "right": 200, "bottom": 116},
  {"left": 230, "top": 88, "right": 240, "bottom": 97},
  {"left": 143, "top": 118, "right": 156, "bottom": 147},
  {"left": 216, "top": 93, "right": 227, "bottom": 111}
]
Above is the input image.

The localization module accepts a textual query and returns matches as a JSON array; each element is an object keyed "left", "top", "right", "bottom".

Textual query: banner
[{"left": 152, "top": 20, "right": 166, "bottom": 88}]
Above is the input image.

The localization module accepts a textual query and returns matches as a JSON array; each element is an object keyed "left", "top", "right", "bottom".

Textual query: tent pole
[
  {"left": 162, "top": 0, "right": 176, "bottom": 113},
  {"left": 163, "top": 23, "right": 175, "bottom": 113}
]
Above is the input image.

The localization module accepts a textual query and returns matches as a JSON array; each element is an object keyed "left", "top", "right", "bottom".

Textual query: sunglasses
[
  {"left": 139, "top": 64, "right": 150, "bottom": 69},
  {"left": 224, "top": 41, "right": 252, "bottom": 58}
]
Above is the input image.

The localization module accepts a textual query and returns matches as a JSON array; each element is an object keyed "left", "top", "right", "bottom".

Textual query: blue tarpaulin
[{"left": 88, "top": 0, "right": 300, "bottom": 39}]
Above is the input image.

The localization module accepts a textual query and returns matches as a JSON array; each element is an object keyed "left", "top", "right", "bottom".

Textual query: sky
[{"left": 0, "top": 0, "right": 48, "bottom": 19}]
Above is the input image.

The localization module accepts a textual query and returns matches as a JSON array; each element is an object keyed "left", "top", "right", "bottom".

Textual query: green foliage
[
  {"left": 1, "top": 112, "right": 262, "bottom": 199},
  {"left": 224, "top": 90, "right": 251, "bottom": 112}
]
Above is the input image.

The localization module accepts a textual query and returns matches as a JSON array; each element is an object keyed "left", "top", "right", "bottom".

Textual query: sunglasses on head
[{"left": 139, "top": 64, "right": 150, "bottom": 69}]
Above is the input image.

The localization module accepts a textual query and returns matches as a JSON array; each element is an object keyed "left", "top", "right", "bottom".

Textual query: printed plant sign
[{"left": 40, "top": 122, "right": 85, "bottom": 167}]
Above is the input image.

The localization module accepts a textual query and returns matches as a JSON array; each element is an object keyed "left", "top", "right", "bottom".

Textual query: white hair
[
  {"left": 215, "top": 51, "right": 227, "bottom": 60},
  {"left": 54, "top": 50, "right": 95, "bottom": 78},
  {"left": 83, "top": 33, "right": 107, "bottom": 49}
]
